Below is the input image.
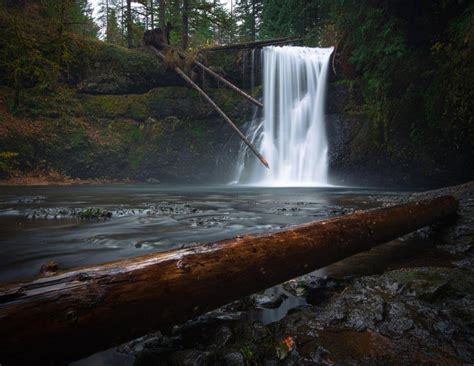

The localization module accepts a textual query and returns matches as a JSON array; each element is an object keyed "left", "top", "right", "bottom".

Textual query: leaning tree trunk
[
  {"left": 148, "top": 46, "right": 269, "bottom": 168},
  {"left": 0, "top": 196, "right": 458, "bottom": 364},
  {"left": 161, "top": 44, "right": 263, "bottom": 108}
]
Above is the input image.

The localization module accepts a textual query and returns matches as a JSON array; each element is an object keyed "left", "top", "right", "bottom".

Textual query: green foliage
[
  {"left": 0, "top": 1, "right": 98, "bottom": 108},
  {"left": 306, "top": 0, "right": 473, "bottom": 168},
  {"left": 234, "top": 0, "right": 263, "bottom": 41},
  {"left": 0, "top": 151, "right": 19, "bottom": 178}
]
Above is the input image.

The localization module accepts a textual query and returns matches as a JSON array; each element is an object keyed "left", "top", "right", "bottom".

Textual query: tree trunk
[
  {"left": 161, "top": 44, "right": 263, "bottom": 108},
  {"left": 150, "top": 0, "right": 154, "bottom": 28},
  {"left": 251, "top": 0, "right": 256, "bottom": 41},
  {"left": 126, "top": 0, "right": 133, "bottom": 48},
  {"left": 202, "top": 36, "right": 300, "bottom": 51},
  {"left": 0, "top": 196, "right": 458, "bottom": 364},
  {"left": 181, "top": 0, "right": 189, "bottom": 50},
  {"left": 148, "top": 47, "right": 268, "bottom": 168},
  {"left": 159, "top": 0, "right": 166, "bottom": 31}
]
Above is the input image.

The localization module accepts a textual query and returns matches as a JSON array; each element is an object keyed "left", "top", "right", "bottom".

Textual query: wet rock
[
  {"left": 23, "top": 206, "right": 112, "bottom": 220},
  {"left": 39, "top": 261, "right": 60, "bottom": 277},
  {"left": 13, "top": 196, "right": 46, "bottom": 204},
  {"left": 168, "top": 349, "right": 207, "bottom": 366},
  {"left": 346, "top": 293, "right": 385, "bottom": 331},
  {"left": 210, "top": 325, "right": 233, "bottom": 349},
  {"left": 437, "top": 243, "right": 472, "bottom": 254},
  {"left": 252, "top": 293, "right": 288, "bottom": 309},
  {"left": 145, "top": 178, "right": 160, "bottom": 184},
  {"left": 79, "top": 208, "right": 113, "bottom": 220},
  {"left": 222, "top": 352, "right": 244, "bottom": 366}
]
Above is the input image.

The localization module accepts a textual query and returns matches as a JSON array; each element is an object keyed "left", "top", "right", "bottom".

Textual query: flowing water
[
  {"left": 0, "top": 184, "right": 406, "bottom": 285},
  {"left": 236, "top": 46, "right": 334, "bottom": 186}
]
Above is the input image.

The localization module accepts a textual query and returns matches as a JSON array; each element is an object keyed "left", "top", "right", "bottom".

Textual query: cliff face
[
  {"left": 1, "top": 42, "right": 472, "bottom": 187},
  {"left": 325, "top": 81, "right": 473, "bottom": 188},
  {"left": 0, "top": 43, "right": 252, "bottom": 183}
]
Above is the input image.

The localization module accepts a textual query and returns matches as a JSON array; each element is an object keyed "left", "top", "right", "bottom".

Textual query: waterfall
[{"left": 235, "top": 45, "right": 334, "bottom": 186}]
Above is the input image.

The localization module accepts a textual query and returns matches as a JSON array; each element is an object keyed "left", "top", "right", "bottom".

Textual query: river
[{"left": 0, "top": 184, "right": 409, "bottom": 285}]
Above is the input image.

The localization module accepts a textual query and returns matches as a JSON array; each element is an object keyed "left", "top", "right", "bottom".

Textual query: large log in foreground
[{"left": 0, "top": 196, "right": 458, "bottom": 363}]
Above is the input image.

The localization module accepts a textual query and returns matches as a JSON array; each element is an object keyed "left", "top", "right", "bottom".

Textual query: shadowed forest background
[{"left": 0, "top": 0, "right": 472, "bottom": 187}]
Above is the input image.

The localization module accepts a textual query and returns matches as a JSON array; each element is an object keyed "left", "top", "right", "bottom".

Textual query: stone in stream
[{"left": 39, "top": 261, "right": 60, "bottom": 277}]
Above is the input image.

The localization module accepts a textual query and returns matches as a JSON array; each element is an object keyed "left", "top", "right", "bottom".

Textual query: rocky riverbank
[{"left": 113, "top": 181, "right": 474, "bottom": 365}]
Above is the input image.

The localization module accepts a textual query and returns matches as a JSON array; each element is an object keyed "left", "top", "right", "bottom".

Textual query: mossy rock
[
  {"left": 384, "top": 267, "right": 474, "bottom": 302},
  {"left": 76, "top": 43, "right": 185, "bottom": 94}
]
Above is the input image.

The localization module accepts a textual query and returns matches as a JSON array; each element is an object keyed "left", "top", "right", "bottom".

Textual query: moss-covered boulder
[{"left": 76, "top": 43, "right": 186, "bottom": 94}]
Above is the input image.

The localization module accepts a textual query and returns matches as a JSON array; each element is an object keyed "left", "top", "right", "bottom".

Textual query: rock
[
  {"left": 222, "top": 352, "right": 245, "bottom": 366},
  {"left": 78, "top": 208, "right": 113, "bottom": 220},
  {"left": 210, "top": 325, "right": 233, "bottom": 349},
  {"left": 39, "top": 261, "right": 60, "bottom": 277},
  {"left": 168, "top": 349, "right": 207, "bottom": 366},
  {"left": 252, "top": 293, "right": 288, "bottom": 309},
  {"left": 145, "top": 178, "right": 160, "bottom": 184}
]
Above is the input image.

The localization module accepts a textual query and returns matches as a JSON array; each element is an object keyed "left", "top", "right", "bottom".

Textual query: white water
[{"left": 235, "top": 45, "right": 334, "bottom": 186}]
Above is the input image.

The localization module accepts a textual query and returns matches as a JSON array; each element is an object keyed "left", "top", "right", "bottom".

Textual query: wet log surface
[{"left": 0, "top": 196, "right": 458, "bottom": 363}]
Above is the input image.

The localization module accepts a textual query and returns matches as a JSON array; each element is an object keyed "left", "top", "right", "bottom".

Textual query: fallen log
[
  {"left": 0, "top": 196, "right": 458, "bottom": 363},
  {"left": 148, "top": 46, "right": 269, "bottom": 169},
  {"left": 201, "top": 37, "right": 299, "bottom": 51},
  {"left": 162, "top": 43, "right": 264, "bottom": 108}
]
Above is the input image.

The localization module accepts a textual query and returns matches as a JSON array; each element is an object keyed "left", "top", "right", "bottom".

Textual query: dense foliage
[
  {"left": 257, "top": 0, "right": 473, "bottom": 180},
  {"left": 0, "top": 1, "right": 98, "bottom": 107},
  {"left": 318, "top": 0, "right": 473, "bottom": 177},
  {"left": 0, "top": 0, "right": 472, "bottom": 184}
]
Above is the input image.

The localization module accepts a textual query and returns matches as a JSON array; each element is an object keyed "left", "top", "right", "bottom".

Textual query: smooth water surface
[{"left": 0, "top": 184, "right": 406, "bottom": 284}]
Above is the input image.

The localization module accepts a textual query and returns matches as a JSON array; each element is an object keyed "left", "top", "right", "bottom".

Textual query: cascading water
[{"left": 235, "top": 45, "right": 334, "bottom": 186}]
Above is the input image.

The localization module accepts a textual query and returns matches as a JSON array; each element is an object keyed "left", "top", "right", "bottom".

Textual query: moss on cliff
[{"left": 0, "top": 82, "right": 247, "bottom": 182}]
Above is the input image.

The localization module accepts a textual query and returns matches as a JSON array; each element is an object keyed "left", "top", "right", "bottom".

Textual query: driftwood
[
  {"left": 0, "top": 196, "right": 458, "bottom": 363},
  {"left": 201, "top": 37, "right": 301, "bottom": 51},
  {"left": 148, "top": 46, "right": 269, "bottom": 169},
  {"left": 162, "top": 44, "right": 263, "bottom": 108}
]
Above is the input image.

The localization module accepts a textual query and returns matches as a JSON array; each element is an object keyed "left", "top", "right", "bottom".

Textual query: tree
[
  {"left": 159, "top": 0, "right": 167, "bottom": 30},
  {"left": 126, "top": 0, "right": 133, "bottom": 47},
  {"left": 182, "top": 0, "right": 189, "bottom": 49},
  {"left": 106, "top": 8, "right": 123, "bottom": 44},
  {"left": 234, "top": 0, "right": 263, "bottom": 41}
]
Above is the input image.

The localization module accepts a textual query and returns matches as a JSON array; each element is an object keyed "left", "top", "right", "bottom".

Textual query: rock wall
[
  {"left": 2, "top": 42, "right": 472, "bottom": 188},
  {"left": 325, "top": 82, "right": 473, "bottom": 188}
]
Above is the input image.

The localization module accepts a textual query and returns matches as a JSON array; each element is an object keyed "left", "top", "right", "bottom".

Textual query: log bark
[
  {"left": 201, "top": 37, "right": 303, "bottom": 51},
  {"left": 148, "top": 46, "right": 269, "bottom": 169},
  {"left": 162, "top": 44, "right": 264, "bottom": 108},
  {"left": 0, "top": 196, "right": 458, "bottom": 363}
]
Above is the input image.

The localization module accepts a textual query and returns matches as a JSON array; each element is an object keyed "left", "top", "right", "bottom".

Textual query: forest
[
  {"left": 0, "top": 0, "right": 472, "bottom": 185},
  {"left": 0, "top": 0, "right": 473, "bottom": 365}
]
